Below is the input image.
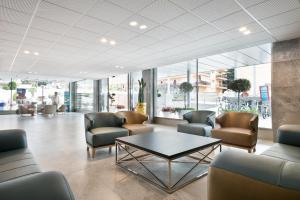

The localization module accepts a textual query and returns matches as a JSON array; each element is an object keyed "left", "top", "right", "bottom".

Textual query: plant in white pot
[{"left": 136, "top": 78, "right": 147, "bottom": 114}]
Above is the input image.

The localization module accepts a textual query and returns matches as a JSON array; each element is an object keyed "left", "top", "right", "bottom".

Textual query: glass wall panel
[
  {"left": 74, "top": 80, "right": 94, "bottom": 112},
  {"left": 109, "top": 74, "right": 128, "bottom": 112},
  {"left": 156, "top": 61, "right": 188, "bottom": 118},
  {"left": 130, "top": 71, "right": 143, "bottom": 110},
  {"left": 99, "top": 79, "right": 108, "bottom": 112}
]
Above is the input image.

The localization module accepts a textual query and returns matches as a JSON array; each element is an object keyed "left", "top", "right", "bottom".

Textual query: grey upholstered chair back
[
  {"left": 84, "top": 112, "right": 125, "bottom": 131},
  {"left": 183, "top": 110, "right": 216, "bottom": 127}
]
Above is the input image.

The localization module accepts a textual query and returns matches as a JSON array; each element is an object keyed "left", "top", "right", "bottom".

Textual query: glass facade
[
  {"left": 130, "top": 71, "right": 143, "bottom": 111},
  {"left": 74, "top": 80, "right": 94, "bottom": 112},
  {"left": 108, "top": 74, "right": 128, "bottom": 112}
]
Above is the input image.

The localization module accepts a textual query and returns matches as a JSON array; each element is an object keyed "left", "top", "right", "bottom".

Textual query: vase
[{"left": 136, "top": 103, "right": 147, "bottom": 115}]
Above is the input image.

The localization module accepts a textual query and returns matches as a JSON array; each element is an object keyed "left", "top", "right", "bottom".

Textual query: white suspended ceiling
[{"left": 0, "top": 0, "right": 299, "bottom": 80}]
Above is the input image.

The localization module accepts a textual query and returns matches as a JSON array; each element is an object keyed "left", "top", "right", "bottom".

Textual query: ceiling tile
[
  {"left": 185, "top": 24, "right": 220, "bottom": 40},
  {"left": 0, "top": 6, "right": 32, "bottom": 26},
  {"left": 212, "top": 11, "right": 253, "bottom": 31},
  {"left": 59, "top": 36, "right": 89, "bottom": 48},
  {"left": 144, "top": 25, "right": 178, "bottom": 40},
  {"left": 247, "top": 0, "right": 300, "bottom": 20},
  {"left": 66, "top": 27, "right": 100, "bottom": 43},
  {"left": 88, "top": 1, "right": 132, "bottom": 25},
  {"left": 27, "top": 28, "right": 61, "bottom": 42},
  {"left": 270, "top": 21, "right": 300, "bottom": 41},
  {"left": 0, "top": 20, "right": 26, "bottom": 34},
  {"left": 130, "top": 35, "right": 158, "bottom": 47},
  {"left": 224, "top": 22, "right": 265, "bottom": 40},
  {"left": 139, "top": 0, "right": 185, "bottom": 24},
  {"left": 163, "top": 33, "right": 194, "bottom": 46},
  {"left": 108, "top": 0, "right": 154, "bottom": 12},
  {"left": 165, "top": 13, "right": 206, "bottom": 32},
  {"left": 169, "top": 0, "right": 211, "bottom": 10},
  {"left": 76, "top": 16, "right": 114, "bottom": 35},
  {"left": 192, "top": 0, "right": 241, "bottom": 22},
  {"left": 104, "top": 27, "right": 139, "bottom": 42},
  {"left": 46, "top": 0, "right": 98, "bottom": 13},
  {"left": 0, "top": 31, "right": 23, "bottom": 42},
  {"left": 260, "top": 8, "right": 300, "bottom": 29},
  {"left": 31, "top": 17, "right": 69, "bottom": 34},
  {"left": 237, "top": 0, "right": 268, "bottom": 8},
  {"left": 0, "top": 0, "right": 39, "bottom": 14},
  {"left": 37, "top": 1, "right": 82, "bottom": 25},
  {"left": 23, "top": 37, "right": 53, "bottom": 48}
]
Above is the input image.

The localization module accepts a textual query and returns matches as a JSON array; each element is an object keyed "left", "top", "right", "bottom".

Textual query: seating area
[{"left": 1, "top": 0, "right": 300, "bottom": 200}]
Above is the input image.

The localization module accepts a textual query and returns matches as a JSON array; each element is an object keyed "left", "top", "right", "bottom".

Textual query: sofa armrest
[
  {"left": 215, "top": 113, "right": 226, "bottom": 127},
  {"left": 84, "top": 115, "right": 93, "bottom": 131},
  {"left": 249, "top": 114, "right": 258, "bottom": 133},
  {"left": 277, "top": 125, "right": 300, "bottom": 147},
  {"left": 208, "top": 150, "right": 300, "bottom": 200},
  {"left": 0, "top": 171, "right": 75, "bottom": 200},
  {"left": 0, "top": 129, "right": 27, "bottom": 152},
  {"left": 207, "top": 112, "right": 216, "bottom": 128}
]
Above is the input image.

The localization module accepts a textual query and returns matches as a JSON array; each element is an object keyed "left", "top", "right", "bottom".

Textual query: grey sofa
[
  {"left": 177, "top": 110, "right": 215, "bottom": 137},
  {"left": 0, "top": 129, "right": 74, "bottom": 200},
  {"left": 84, "top": 112, "right": 129, "bottom": 158},
  {"left": 208, "top": 124, "right": 300, "bottom": 200}
]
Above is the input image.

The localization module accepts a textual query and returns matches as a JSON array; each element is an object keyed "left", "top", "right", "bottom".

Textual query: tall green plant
[
  {"left": 138, "top": 78, "right": 146, "bottom": 103},
  {"left": 228, "top": 79, "right": 251, "bottom": 111},
  {"left": 2, "top": 81, "right": 17, "bottom": 90},
  {"left": 179, "top": 82, "right": 193, "bottom": 109}
]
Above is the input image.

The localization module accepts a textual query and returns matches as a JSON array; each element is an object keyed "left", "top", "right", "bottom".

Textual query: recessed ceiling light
[
  {"left": 243, "top": 30, "right": 251, "bottom": 35},
  {"left": 33, "top": 72, "right": 38, "bottom": 74},
  {"left": 139, "top": 25, "right": 147, "bottom": 30},
  {"left": 129, "top": 21, "right": 138, "bottom": 26},
  {"left": 100, "top": 38, "right": 108, "bottom": 43},
  {"left": 239, "top": 27, "right": 247, "bottom": 32},
  {"left": 33, "top": 52, "right": 39, "bottom": 56},
  {"left": 109, "top": 40, "right": 116, "bottom": 45},
  {"left": 27, "top": 71, "right": 32, "bottom": 74},
  {"left": 115, "top": 65, "right": 120, "bottom": 68},
  {"left": 23, "top": 50, "right": 30, "bottom": 54}
]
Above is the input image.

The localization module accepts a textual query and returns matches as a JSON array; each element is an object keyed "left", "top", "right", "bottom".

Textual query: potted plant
[
  {"left": 136, "top": 78, "right": 147, "bottom": 114},
  {"left": 228, "top": 79, "right": 251, "bottom": 111}
]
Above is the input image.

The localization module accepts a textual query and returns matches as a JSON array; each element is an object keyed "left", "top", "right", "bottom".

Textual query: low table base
[{"left": 115, "top": 142, "right": 221, "bottom": 193}]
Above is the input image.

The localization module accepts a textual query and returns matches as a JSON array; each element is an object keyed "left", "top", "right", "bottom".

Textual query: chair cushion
[
  {"left": 262, "top": 143, "right": 300, "bottom": 163},
  {"left": 123, "top": 124, "right": 154, "bottom": 135},
  {"left": 212, "top": 127, "right": 255, "bottom": 148},
  {"left": 0, "top": 149, "right": 40, "bottom": 183},
  {"left": 86, "top": 127, "right": 128, "bottom": 147},
  {"left": 177, "top": 123, "right": 212, "bottom": 136}
]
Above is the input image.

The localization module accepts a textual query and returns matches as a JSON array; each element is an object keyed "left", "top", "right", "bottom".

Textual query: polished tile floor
[{"left": 0, "top": 113, "right": 273, "bottom": 200}]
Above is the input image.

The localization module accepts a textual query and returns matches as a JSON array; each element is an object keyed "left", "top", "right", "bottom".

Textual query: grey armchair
[
  {"left": 84, "top": 112, "right": 129, "bottom": 158},
  {"left": 0, "top": 129, "right": 74, "bottom": 200},
  {"left": 177, "top": 110, "right": 215, "bottom": 137}
]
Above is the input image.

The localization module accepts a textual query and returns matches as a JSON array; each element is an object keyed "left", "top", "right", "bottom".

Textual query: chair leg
[
  {"left": 109, "top": 146, "right": 112, "bottom": 152},
  {"left": 253, "top": 147, "right": 256, "bottom": 153},
  {"left": 87, "top": 146, "right": 89, "bottom": 151},
  {"left": 91, "top": 148, "right": 96, "bottom": 158},
  {"left": 248, "top": 149, "right": 252, "bottom": 153}
]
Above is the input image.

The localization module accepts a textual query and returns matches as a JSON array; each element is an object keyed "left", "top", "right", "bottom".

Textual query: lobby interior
[{"left": 0, "top": 0, "right": 300, "bottom": 200}]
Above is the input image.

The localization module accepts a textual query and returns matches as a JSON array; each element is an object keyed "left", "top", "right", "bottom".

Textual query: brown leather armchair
[
  {"left": 116, "top": 111, "right": 154, "bottom": 135},
  {"left": 211, "top": 112, "right": 258, "bottom": 153}
]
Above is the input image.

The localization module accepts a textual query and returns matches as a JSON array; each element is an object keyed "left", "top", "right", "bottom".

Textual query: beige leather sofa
[{"left": 116, "top": 111, "right": 154, "bottom": 135}]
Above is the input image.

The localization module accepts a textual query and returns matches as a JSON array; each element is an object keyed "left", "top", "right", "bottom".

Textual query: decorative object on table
[
  {"left": 136, "top": 78, "right": 147, "bottom": 115},
  {"left": 116, "top": 104, "right": 125, "bottom": 110},
  {"left": 161, "top": 107, "right": 175, "bottom": 113},
  {"left": 227, "top": 79, "right": 251, "bottom": 111},
  {"left": 211, "top": 112, "right": 258, "bottom": 153}
]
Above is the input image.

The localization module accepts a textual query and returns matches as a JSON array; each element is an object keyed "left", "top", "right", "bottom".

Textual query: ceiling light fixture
[
  {"left": 239, "top": 27, "right": 247, "bottom": 32},
  {"left": 109, "top": 40, "right": 116, "bottom": 45},
  {"left": 129, "top": 21, "right": 138, "bottom": 26},
  {"left": 139, "top": 25, "right": 147, "bottom": 30},
  {"left": 243, "top": 30, "right": 251, "bottom": 35},
  {"left": 100, "top": 38, "right": 108, "bottom": 43},
  {"left": 33, "top": 52, "right": 39, "bottom": 56},
  {"left": 27, "top": 71, "right": 32, "bottom": 74},
  {"left": 23, "top": 50, "right": 30, "bottom": 54}
]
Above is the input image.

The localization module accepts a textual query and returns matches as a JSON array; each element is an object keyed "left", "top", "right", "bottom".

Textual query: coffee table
[{"left": 115, "top": 132, "right": 221, "bottom": 193}]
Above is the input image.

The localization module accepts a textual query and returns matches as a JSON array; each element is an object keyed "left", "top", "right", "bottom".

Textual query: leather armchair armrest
[
  {"left": 84, "top": 116, "right": 93, "bottom": 131},
  {"left": 0, "top": 129, "right": 27, "bottom": 152},
  {"left": 215, "top": 113, "right": 226, "bottom": 127},
  {"left": 249, "top": 114, "right": 258, "bottom": 133},
  {"left": 277, "top": 125, "right": 300, "bottom": 147},
  {"left": 0, "top": 171, "right": 75, "bottom": 200}
]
